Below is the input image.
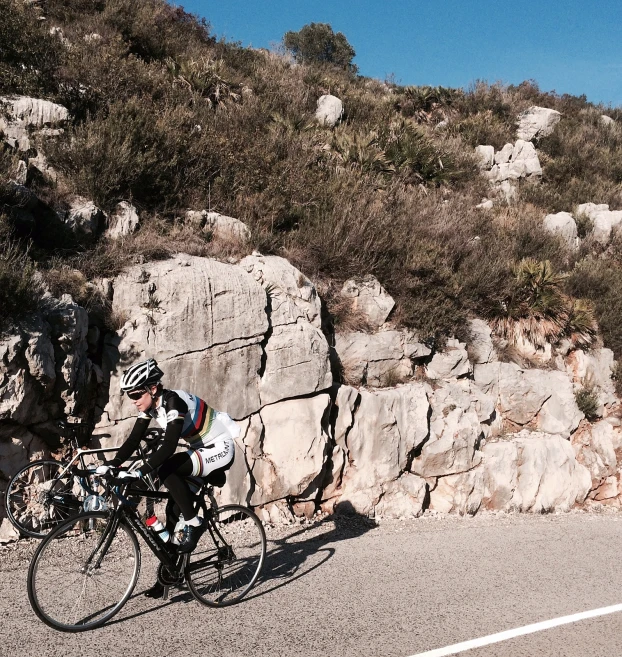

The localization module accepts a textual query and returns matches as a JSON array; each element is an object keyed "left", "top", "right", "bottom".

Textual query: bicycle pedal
[{"left": 163, "top": 585, "right": 170, "bottom": 600}]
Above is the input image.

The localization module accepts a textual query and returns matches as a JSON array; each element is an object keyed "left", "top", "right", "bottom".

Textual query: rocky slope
[{"left": 1, "top": 243, "right": 620, "bottom": 542}]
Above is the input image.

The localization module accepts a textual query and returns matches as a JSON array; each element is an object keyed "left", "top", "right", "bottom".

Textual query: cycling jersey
[{"left": 111, "top": 389, "right": 237, "bottom": 476}]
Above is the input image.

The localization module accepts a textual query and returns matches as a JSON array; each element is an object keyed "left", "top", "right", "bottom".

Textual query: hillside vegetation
[{"left": 2, "top": 0, "right": 622, "bottom": 362}]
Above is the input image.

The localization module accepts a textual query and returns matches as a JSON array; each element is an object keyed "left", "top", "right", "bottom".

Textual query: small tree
[{"left": 283, "top": 22, "right": 357, "bottom": 73}]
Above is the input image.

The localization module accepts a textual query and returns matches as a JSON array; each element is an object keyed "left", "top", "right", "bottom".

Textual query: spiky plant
[
  {"left": 566, "top": 298, "right": 598, "bottom": 348},
  {"left": 491, "top": 259, "right": 597, "bottom": 350},
  {"left": 329, "top": 130, "right": 395, "bottom": 175},
  {"left": 165, "top": 57, "right": 241, "bottom": 107}
]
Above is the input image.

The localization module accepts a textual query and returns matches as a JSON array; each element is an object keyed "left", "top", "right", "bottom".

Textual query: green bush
[
  {"left": 283, "top": 23, "right": 357, "bottom": 73},
  {"left": 575, "top": 387, "right": 600, "bottom": 421}
]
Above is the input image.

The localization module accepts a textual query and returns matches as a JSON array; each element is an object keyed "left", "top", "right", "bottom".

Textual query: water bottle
[{"left": 146, "top": 515, "right": 170, "bottom": 543}]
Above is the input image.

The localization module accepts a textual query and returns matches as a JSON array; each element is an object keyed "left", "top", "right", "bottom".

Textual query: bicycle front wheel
[
  {"left": 28, "top": 511, "right": 141, "bottom": 632},
  {"left": 186, "top": 504, "right": 266, "bottom": 607},
  {"left": 4, "top": 460, "right": 82, "bottom": 538}
]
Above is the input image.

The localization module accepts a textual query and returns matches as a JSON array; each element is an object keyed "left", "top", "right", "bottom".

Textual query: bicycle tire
[
  {"left": 27, "top": 511, "right": 141, "bottom": 632},
  {"left": 186, "top": 504, "right": 266, "bottom": 607},
  {"left": 4, "top": 460, "right": 82, "bottom": 539}
]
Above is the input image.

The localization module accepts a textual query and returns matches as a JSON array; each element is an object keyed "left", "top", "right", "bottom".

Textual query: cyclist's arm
[
  {"left": 139, "top": 393, "right": 188, "bottom": 475},
  {"left": 110, "top": 416, "right": 150, "bottom": 467}
]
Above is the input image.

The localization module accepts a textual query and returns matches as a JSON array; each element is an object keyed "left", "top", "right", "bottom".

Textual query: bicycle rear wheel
[
  {"left": 4, "top": 460, "right": 82, "bottom": 538},
  {"left": 186, "top": 504, "right": 266, "bottom": 607},
  {"left": 28, "top": 511, "right": 141, "bottom": 632}
]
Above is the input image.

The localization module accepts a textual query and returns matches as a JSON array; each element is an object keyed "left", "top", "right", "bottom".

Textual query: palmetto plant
[
  {"left": 329, "top": 130, "right": 395, "bottom": 175},
  {"left": 381, "top": 121, "right": 458, "bottom": 185},
  {"left": 398, "top": 85, "right": 461, "bottom": 123},
  {"left": 491, "top": 259, "right": 597, "bottom": 349},
  {"left": 165, "top": 57, "right": 241, "bottom": 107}
]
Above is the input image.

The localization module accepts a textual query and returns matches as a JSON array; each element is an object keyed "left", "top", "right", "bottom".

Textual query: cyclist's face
[{"left": 131, "top": 388, "right": 156, "bottom": 412}]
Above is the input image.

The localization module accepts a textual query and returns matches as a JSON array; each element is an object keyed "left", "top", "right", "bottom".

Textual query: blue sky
[{"left": 181, "top": 0, "right": 622, "bottom": 108}]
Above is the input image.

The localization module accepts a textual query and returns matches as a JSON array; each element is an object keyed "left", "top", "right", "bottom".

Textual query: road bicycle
[
  {"left": 27, "top": 466, "right": 267, "bottom": 632},
  {"left": 3, "top": 421, "right": 160, "bottom": 539}
]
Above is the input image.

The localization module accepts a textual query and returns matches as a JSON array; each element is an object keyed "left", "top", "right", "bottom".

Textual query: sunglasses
[{"left": 127, "top": 389, "right": 147, "bottom": 400}]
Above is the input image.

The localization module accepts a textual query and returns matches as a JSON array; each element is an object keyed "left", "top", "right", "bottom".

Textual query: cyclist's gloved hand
[
  {"left": 95, "top": 464, "right": 112, "bottom": 475},
  {"left": 117, "top": 469, "right": 142, "bottom": 480}
]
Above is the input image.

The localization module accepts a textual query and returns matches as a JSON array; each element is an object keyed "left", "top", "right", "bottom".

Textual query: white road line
[{"left": 408, "top": 603, "right": 622, "bottom": 657}]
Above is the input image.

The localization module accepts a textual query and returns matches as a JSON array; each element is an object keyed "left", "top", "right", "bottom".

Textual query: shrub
[
  {"left": 566, "top": 259, "right": 622, "bottom": 358},
  {"left": 0, "top": 238, "right": 43, "bottom": 335},
  {"left": 283, "top": 23, "right": 357, "bottom": 73},
  {"left": 575, "top": 386, "right": 600, "bottom": 421},
  {"left": 0, "top": 0, "right": 64, "bottom": 96}
]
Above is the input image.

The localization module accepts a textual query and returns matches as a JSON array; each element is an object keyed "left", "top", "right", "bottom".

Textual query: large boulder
[
  {"left": 510, "top": 432, "right": 591, "bottom": 511},
  {"left": 102, "top": 255, "right": 331, "bottom": 428},
  {"left": 315, "top": 94, "right": 343, "bottom": 127},
  {"left": 333, "top": 383, "right": 430, "bottom": 515},
  {"left": 516, "top": 106, "right": 561, "bottom": 141},
  {"left": 487, "top": 140, "right": 542, "bottom": 183},
  {"left": 543, "top": 211, "right": 579, "bottom": 249},
  {"left": 65, "top": 197, "right": 105, "bottom": 237},
  {"left": 106, "top": 202, "right": 139, "bottom": 239},
  {"left": 576, "top": 203, "right": 622, "bottom": 244},
  {"left": 572, "top": 421, "right": 617, "bottom": 489},
  {"left": 429, "top": 469, "right": 485, "bottom": 515},
  {"left": 340, "top": 275, "right": 395, "bottom": 329}
]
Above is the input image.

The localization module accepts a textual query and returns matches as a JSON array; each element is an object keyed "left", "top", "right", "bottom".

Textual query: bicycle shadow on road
[{"left": 108, "top": 502, "right": 376, "bottom": 626}]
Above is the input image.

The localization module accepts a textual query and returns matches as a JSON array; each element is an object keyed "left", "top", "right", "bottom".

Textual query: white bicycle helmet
[{"left": 120, "top": 358, "right": 163, "bottom": 393}]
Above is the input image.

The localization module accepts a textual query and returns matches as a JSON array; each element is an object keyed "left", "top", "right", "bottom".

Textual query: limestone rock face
[
  {"left": 104, "top": 256, "right": 269, "bottom": 421},
  {"left": 412, "top": 381, "right": 493, "bottom": 478},
  {"left": 479, "top": 433, "right": 591, "bottom": 512},
  {"left": 516, "top": 106, "right": 561, "bottom": 140},
  {"left": 334, "top": 384, "right": 430, "bottom": 514},
  {"left": 106, "top": 202, "right": 139, "bottom": 239},
  {"left": 335, "top": 329, "right": 430, "bottom": 387},
  {"left": 258, "top": 322, "right": 332, "bottom": 405},
  {"left": 103, "top": 255, "right": 331, "bottom": 427},
  {"left": 341, "top": 276, "right": 395, "bottom": 329},
  {"left": 0, "top": 297, "right": 89, "bottom": 424},
  {"left": 467, "top": 319, "right": 497, "bottom": 365},
  {"left": 566, "top": 348, "right": 616, "bottom": 410},
  {"left": 239, "top": 254, "right": 322, "bottom": 328},
  {"left": 425, "top": 339, "right": 471, "bottom": 380},
  {"left": 315, "top": 94, "right": 343, "bottom": 127},
  {"left": 572, "top": 421, "right": 617, "bottom": 489},
  {"left": 430, "top": 469, "right": 485, "bottom": 515},
  {"left": 375, "top": 474, "right": 428, "bottom": 518},
  {"left": 511, "top": 432, "right": 591, "bottom": 511},
  {"left": 474, "top": 362, "right": 583, "bottom": 437},
  {"left": 0, "top": 95, "right": 68, "bottom": 151},
  {"left": 543, "top": 211, "right": 578, "bottom": 248},
  {"left": 248, "top": 394, "right": 331, "bottom": 506}
]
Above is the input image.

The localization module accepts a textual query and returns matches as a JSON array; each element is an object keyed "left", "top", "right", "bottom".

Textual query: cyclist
[{"left": 97, "top": 358, "right": 237, "bottom": 561}]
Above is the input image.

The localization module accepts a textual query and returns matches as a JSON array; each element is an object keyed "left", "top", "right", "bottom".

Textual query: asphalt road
[{"left": 1, "top": 511, "right": 622, "bottom": 657}]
